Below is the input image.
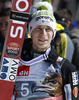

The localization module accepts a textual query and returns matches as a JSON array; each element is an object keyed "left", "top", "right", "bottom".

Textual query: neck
[
  {"left": 32, "top": 45, "right": 50, "bottom": 52},
  {"left": 32, "top": 47, "right": 51, "bottom": 58}
]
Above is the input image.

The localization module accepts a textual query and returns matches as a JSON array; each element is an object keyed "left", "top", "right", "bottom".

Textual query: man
[
  {"left": 0, "top": 8, "right": 11, "bottom": 61},
  {"left": 13, "top": 10, "right": 79, "bottom": 100}
]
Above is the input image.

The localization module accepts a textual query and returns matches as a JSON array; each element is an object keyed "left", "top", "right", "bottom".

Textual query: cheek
[
  {"left": 31, "top": 33, "right": 38, "bottom": 42},
  {"left": 48, "top": 33, "right": 53, "bottom": 40},
  {"left": 52, "top": 32, "right": 54, "bottom": 38},
  {"left": 31, "top": 33, "right": 36, "bottom": 39}
]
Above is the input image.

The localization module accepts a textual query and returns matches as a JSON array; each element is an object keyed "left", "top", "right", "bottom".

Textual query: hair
[
  {"left": 54, "top": 8, "right": 73, "bottom": 22},
  {"left": 0, "top": 8, "right": 11, "bottom": 17}
]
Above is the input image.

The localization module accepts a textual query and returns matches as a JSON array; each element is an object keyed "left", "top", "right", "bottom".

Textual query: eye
[
  {"left": 35, "top": 27, "right": 42, "bottom": 31},
  {"left": 49, "top": 80, "right": 58, "bottom": 86},
  {"left": 49, "top": 80, "right": 56, "bottom": 83},
  {"left": 46, "top": 27, "right": 52, "bottom": 32}
]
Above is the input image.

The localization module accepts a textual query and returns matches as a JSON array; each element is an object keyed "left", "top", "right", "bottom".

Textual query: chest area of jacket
[
  {"left": 15, "top": 61, "right": 62, "bottom": 99},
  {"left": 16, "top": 61, "right": 61, "bottom": 80}
]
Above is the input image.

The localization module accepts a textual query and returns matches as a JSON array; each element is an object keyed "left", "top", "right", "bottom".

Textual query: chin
[{"left": 37, "top": 46, "right": 49, "bottom": 51}]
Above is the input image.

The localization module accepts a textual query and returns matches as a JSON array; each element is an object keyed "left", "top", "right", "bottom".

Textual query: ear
[
  {"left": 52, "top": 31, "right": 54, "bottom": 38},
  {"left": 66, "top": 20, "right": 71, "bottom": 27}
]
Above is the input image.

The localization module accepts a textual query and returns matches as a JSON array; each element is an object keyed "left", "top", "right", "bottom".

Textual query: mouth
[{"left": 38, "top": 39, "right": 48, "bottom": 42}]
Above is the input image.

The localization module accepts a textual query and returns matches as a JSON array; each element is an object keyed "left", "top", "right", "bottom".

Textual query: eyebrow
[{"left": 36, "top": 26, "right": 51, "bottom": 28}]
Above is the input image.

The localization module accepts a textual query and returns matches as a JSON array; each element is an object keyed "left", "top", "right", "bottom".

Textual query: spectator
[
  {"left": 0, "top": 0, "right": 12, "bottom": 12},
  {"left": 64, "top": 0, "right": 79, "bottom": 22},
  {"left": 12, "top": 10, "right": 79, "bottom": 100},
  {"left": 70, "top": 21, "right": 79, "bottom": 70},
  {"left": 52, "top": 0, "right": 79, "bottom": 22},
  {"left": 0, "top": 1, "right": 3, "bottom": 12},
  {"left": 52, "top": 8, "right": 74, "bottom": 62},
  {"left": 4, "top": 0, "right": 12, "bottom": 9},
  {"left": 0, "top": 8, "right": 11, "bottom": 60}
]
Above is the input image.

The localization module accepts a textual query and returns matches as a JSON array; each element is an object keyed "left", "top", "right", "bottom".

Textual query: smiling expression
[{"left": 31, "top": 25, "right": 54, "bottom": 52}]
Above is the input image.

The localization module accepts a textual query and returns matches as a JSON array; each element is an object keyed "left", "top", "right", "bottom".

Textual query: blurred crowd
[{"left": 0, "top": 0, "right": 79, "bottom": 71}]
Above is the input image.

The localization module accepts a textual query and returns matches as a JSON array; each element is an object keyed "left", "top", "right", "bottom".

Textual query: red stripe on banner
[{"left": 0, "top": 80, "right": 14, "bottom": 100}]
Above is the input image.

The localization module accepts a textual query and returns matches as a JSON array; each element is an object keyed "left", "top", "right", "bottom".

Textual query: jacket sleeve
[{"left": 61, "top": 59, "right": 79, "bottom": 100}]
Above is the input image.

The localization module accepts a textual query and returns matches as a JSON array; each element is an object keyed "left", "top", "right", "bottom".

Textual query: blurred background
[{"left": 0, "top": 0, "right": 79, "bottom": 26}]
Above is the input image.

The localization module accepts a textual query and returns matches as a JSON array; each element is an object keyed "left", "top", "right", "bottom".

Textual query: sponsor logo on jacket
[{"left": 72, "top": 72, "right": 78, "bottom": 85}]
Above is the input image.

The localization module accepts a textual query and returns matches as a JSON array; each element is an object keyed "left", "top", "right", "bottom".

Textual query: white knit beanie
[{"left": 29, "top": 10, "right": 57, "bottom": 38}]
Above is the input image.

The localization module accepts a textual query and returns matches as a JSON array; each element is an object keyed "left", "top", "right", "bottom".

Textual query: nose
[
  {"left": 41, "top": 29, "right": 47, "bottom": 36},
  {"left": 0, "top": 24, "right": 7, "bottom": 31}
]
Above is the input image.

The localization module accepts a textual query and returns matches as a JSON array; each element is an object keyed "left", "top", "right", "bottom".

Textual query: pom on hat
[
  {"left": 29, "top": 10, "right": 56, "bottom": 38},
  {"left": 35, "top": 1, "right": 53, "bottom": 14},
  {"left": 30, "top": 0, "right": 53, "bottom": 15},
  {"left": 37, "top": 5, "right": 48, "bottom": 11},
  {"left": 42, "top": 0, "right": 52, "bottom": 3}
]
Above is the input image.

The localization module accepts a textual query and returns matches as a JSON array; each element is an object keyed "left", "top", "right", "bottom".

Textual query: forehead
[
  {"left": 34, "top": 25, "right": 52, "bottom": 29},
  {"left": 0, "top": 16, "right": 9, "bottom": 22}
]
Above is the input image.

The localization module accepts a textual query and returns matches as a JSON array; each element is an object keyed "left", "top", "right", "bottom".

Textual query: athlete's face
[
  {"left": 0, "top": 16, "right": 9, "bottom": 38},
  {"left": 31, "top": 25, "right": 54, "bottom": 52}
]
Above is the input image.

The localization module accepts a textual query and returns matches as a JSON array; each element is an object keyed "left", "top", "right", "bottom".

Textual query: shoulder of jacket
[
  {"left": 56, "top": 56, "right": 66, "bottom": 67},
  {"left": 20, "top": 38, "right": 32, "bottom": 60},
  {"left": 22, "top": 38, "right": 32, "bottom": 51}
]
